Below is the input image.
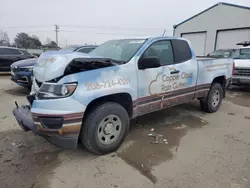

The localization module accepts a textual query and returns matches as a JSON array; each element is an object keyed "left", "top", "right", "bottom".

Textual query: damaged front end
[
  {"left": 33, "top": 51, "right": 120, "bottom": 83},
  {"left": 13, "top": 53, "right": 122, "bottom": 149},
  {"left": 64, "top": 57, "right": 120, "bottom": 76},
  {"left": 13, "top": 104, "right": 36, "bottom": 132},
  {"left": 12, "top": 98, "right": 84, "bottom": 149}
]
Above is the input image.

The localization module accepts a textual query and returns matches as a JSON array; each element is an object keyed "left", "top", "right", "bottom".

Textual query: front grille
[{"left": 235, "top": 68, "right": 250, "bottom": 76}]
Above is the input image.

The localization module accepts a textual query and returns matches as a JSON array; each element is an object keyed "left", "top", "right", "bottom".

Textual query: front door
[{"left": 136, "top": 39, "right": 197, "bottom": 116}]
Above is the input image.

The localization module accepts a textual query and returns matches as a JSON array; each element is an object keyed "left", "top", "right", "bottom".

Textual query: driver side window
[{"left": 142, "top": 40, "right": 174, "bottom": 66}]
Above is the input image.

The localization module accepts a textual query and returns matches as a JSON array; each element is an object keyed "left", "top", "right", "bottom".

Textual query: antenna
[{"left": 162, "top": 29, "right": 166, "bottom": 36}]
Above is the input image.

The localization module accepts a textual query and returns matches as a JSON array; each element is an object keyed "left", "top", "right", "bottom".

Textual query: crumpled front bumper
[{"left": 13, "top": 105, "right": 83, "bottom": 149}]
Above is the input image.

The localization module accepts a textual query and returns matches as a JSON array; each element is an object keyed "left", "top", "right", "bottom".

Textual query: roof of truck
[{"left": 109, "top": 36, "right": 184, "bottom": 41}]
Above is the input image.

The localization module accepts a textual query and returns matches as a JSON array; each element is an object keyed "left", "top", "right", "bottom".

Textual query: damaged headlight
[{"left": 37, "top": 82, "right": 77, "bottom": 99}]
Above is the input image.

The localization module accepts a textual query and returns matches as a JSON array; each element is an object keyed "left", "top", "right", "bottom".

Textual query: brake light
[{"left": 232, "top": 61, "right": 236, "bottom": 75}]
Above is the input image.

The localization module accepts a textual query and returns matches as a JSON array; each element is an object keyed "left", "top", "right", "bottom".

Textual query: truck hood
[
  {"left": 234, "top": 59, "right": 250, "bottom": 68},
  {"left": 33, "top": 51, "right": 91, "bottom": 82},
  {"left": 11, "top": 58, "right": 38, "bottom": 68},
  {"left": 33, "top": 51, "right": 116, "bottom": 82}
]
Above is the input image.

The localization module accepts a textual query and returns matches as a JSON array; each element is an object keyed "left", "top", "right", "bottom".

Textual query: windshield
[
  {"left": 60, "top": 45, "right": 81, "bottom": 52},
  {"left": 209, "top": 50, "right": 233, "bottom": 58},
  {"left": 89, "top": 39, "right": 146, "bottom": 62},
  {"left": 232, "top": 48, "right": 250, "bottom": 59}
]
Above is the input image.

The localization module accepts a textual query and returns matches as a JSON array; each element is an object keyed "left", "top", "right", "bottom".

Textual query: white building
[{"left": 173, "top": 2, "right": 250, "bottom": 56}]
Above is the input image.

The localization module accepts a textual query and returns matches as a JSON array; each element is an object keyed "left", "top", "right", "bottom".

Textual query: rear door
[
  {"left": 170, "top": 39, "right": 197, "bottom": 101},
  {"left": 0, "top": 48, "right": 23, "bottom": 71},
  {"left": 136, "top": 39, "right": 197, "bottom": 116}
]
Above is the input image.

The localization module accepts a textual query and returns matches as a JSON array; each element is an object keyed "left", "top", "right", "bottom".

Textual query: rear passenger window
[
  {"left": 171, "top": 39, "right": 192, "bottom": 63},
  {"left": 142, "top": 40, "right": 174, "bottom": 66}
]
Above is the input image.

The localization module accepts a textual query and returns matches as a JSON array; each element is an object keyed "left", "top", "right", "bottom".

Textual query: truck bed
[
  {"left": 196, "top": 56, "right": 223, "bottom": 61},
  {"left": 196, "top": 57, "right": 233, "bottom": 87}
]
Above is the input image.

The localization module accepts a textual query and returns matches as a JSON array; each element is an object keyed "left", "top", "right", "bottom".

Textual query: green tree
[
  {"left": 43, "top": 39, "right": 58, "bottom": 48},
  {"left": 14, "top": 32, "right": 42, "bottom": 49}
]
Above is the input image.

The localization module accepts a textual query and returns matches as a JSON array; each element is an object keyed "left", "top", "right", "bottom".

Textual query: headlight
[
  {"left": 37, "top": 83, "right": 77, "bottom": 99},
  {"left": 21, "top": 66, "right": 34, "bottom": 72}
]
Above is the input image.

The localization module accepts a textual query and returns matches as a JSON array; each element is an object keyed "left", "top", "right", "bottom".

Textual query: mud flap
[{"left": 13, "top": 105, "right": 37, "bottom": 133}]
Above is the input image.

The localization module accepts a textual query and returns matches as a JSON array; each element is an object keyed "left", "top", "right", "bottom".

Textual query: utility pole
[{"left": 55, "top": 25, "right": 59, "bottom": 46}]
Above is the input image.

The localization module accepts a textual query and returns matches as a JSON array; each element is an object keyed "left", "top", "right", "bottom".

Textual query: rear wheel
[
  {"left": 200, "top": 83, "right": 223, "bottom": 113},
  {"left": 81, "top": 102, "right": 129, "bottom": 155}
]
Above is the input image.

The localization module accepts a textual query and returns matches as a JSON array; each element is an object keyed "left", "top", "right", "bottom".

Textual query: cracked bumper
[{"left": 13, "top": 105, "right": 83, "bottom": 149}]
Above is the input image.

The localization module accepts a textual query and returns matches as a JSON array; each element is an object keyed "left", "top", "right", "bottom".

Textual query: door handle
[{"left": 170, "top": 70, "right": 180, "bottom": 74}]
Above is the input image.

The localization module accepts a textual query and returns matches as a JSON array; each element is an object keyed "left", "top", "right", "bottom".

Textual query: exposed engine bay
[{"left": 64, "top": 58, "right": 119, "bottom": 76}]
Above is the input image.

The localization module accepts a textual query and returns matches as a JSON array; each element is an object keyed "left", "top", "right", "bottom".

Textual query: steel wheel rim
[
  {"left": 212, "top": 89, "right": 220, "bottom": 107},
  {"left": 97, "top": 115, "right": 122, "bottom": 145}
]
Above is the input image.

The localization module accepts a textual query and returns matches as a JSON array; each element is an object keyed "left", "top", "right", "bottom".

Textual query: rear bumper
[
  {"left": 13, "top": 105, "right": 83, "bottom": 149},
  {"left": 232, "top": 76, "right": 250, "bottom": 85}
]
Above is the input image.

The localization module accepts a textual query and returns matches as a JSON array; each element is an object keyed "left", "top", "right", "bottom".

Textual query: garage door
[
  {"left": 216, "top": 29, "right": 250, "bottom": 50},
  {"left": 181, "top": 32, "right": 207, "bottom": 56}
]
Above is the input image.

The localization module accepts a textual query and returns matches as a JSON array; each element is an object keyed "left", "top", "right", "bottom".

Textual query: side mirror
[
  {"left": 207, "top": 54, "right": 210, "bottom": 57},
  {"left": 138, "top": 56, "right": 161, "bottom": 70}
]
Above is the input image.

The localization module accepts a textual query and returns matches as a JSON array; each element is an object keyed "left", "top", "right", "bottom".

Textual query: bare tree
[
  {"left": 0, "top": 30, "right": 10, "bottom": 46},
  {"left": 46, "top": 37, "right": 52, "bottom": 45}
]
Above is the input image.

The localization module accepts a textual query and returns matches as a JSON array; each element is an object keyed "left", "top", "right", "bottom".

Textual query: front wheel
[
  {"left": 200, "top": 83, "right": 223, "bottom": 113},
  {"left": 81, "top": 102, "right": 129, "bottom": 155}
]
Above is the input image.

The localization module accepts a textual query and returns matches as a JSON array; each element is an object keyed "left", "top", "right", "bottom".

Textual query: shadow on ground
[
  {"left": 226, "top": 86, "right": 250, "bottom": 107},
  {"left": 0, "top": 129, "right": 62, "bottom": 188},
  {"left": 118, "top": 107, "right": 208, "bottom": 184},
  {"left": 4, "top": 86, "right": 30, "bottom": 96},
  {"left": 0, "top": 128, "right": 98, "bottom": 188}
]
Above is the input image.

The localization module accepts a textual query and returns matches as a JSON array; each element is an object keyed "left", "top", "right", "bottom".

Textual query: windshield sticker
[
  {"left": 85, "top": 77, "right": 130, "bottom": 91},
  {"left": 129, "top": 40, "right": 145, "bottom": 44}
]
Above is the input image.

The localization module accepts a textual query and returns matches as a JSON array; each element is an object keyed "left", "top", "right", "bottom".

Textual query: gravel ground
[{"left": 0, "top": 75, "right": 250, "bottom": 188}]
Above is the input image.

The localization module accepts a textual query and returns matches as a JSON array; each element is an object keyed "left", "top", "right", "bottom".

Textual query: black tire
[
  {"left": 200, "top": 83, "right": 223, "bottom": 113},
  {"left": 81, "top": 102, "right": 129, "bottom": 155}
]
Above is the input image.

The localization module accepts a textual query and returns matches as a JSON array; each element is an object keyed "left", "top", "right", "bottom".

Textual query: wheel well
[
  {"left": 212, "top": 76, "right": 226, "bottom": 98},
  {"left": 84, "top": 93, "right": 133, "bottom": 118}
]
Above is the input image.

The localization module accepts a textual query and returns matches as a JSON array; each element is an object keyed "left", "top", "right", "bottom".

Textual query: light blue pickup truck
[{"left": 13, "top": 36, "right": 234, "bottom": 154}]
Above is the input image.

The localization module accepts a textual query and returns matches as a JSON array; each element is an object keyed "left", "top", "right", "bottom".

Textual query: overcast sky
[{"left": 0, "top": 0, "right": 250, "bottom": 47}]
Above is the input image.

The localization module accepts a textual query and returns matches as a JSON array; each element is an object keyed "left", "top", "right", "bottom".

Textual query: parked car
[
  {"left": 60, "top": 45, "right": 98, "bottom": 53},
  {"left": 0, "top": 47, "right": 36, "bottom": 72},
  {"left": 207, "top": 49, "right": 236, "bottom": 58},
  {"left": 231, "top": 45, "right": 250, "bottom": 85},
  {"left": 13, "top": 37, "right": 234, "bottom": 154},
  {"left": 10, "top": 45, "right": 98, "bottom": 88},
  {"left": 10, "top": 58, "right": 38, "bottom": 88}
]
